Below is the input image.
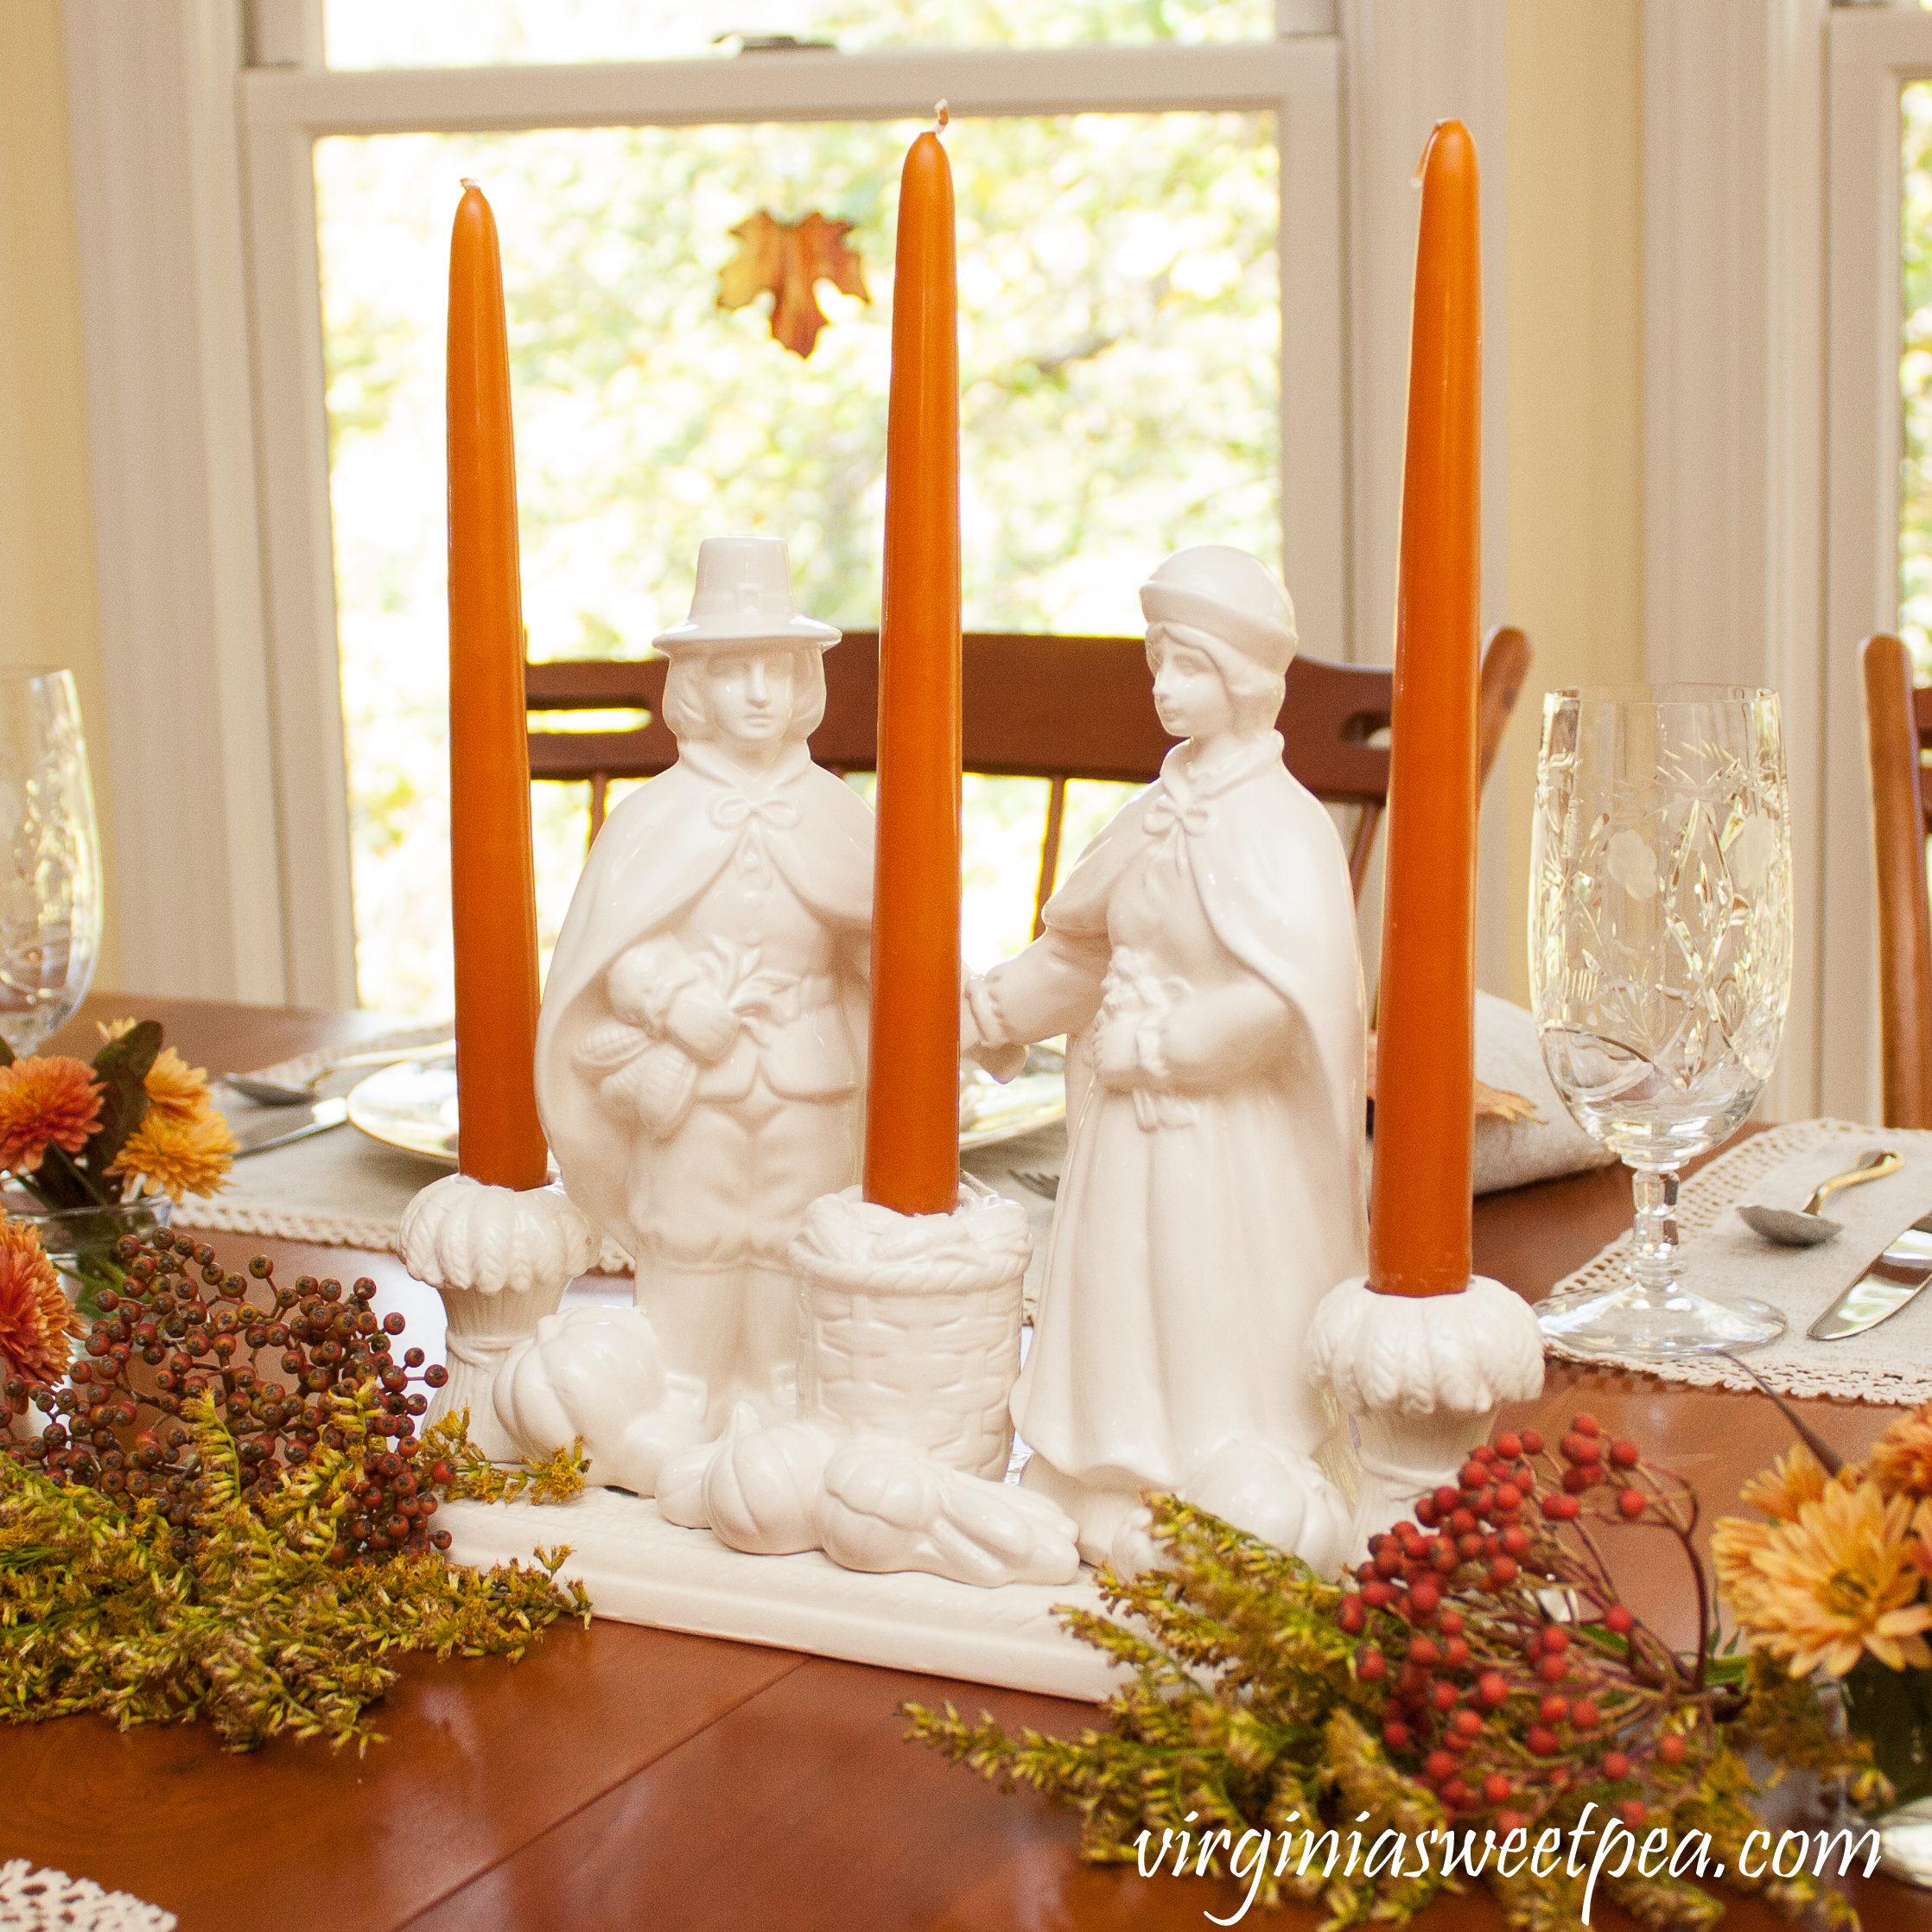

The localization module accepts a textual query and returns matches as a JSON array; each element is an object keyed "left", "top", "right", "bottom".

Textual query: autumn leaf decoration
[{"left": 717, "top": 210, "right": 869, "bottom": 359}]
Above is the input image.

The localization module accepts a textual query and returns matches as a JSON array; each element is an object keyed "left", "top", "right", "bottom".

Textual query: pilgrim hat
[
  {"left": 1140, "top": 545, "right": 1298, "bottom": 675},
  {"left": 652, "top": 537, "right": 841, "bottom": 658}
]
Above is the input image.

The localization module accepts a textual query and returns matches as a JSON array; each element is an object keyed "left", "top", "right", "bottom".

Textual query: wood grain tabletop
[{"left": 3, "top": 997, "right": 1925, "bottom": 1930}]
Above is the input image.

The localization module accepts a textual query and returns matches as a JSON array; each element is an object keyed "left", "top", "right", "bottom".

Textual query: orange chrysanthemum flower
[
  {"left": 0, "top": 1217, "right": 79, "bottom": 1389},
  {"left": 96, "top": 1017, "right": 136, "bottom": 1044},
  {"left": 107, "top": 1103, "right": 236, "bottom": 1203},
  {"left": 0, "top": 1055, "right": 102, "bottom": 1175},
  {"left": 1871, "top": 1405, "right": 1932, "bottom": 1501},
  {"left": 143, "top": 1045, "right": 212, "bottom": 1123},
  {"left": 1738, "top": 1441, "right": 1831, "bottom": 1522},
  {"left": 1718, "top": 1476, "right": 1932, "bottom": 1677}
]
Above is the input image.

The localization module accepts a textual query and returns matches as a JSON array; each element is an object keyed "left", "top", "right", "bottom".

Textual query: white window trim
[{"left": 61, "top": 0, "right": 1509, "bottom": 1012}]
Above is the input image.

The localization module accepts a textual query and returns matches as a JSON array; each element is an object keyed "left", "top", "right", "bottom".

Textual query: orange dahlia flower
[
  {"left": 0, "top": 1055, "right": 102, "bottom": 1175},
  {"left": 0, "top": 1217, "right": 79, "bottom": 1389}
]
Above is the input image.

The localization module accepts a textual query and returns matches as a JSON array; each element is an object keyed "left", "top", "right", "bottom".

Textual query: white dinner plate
[{"left": 346, "top": 1045, "right": 1067, "bottom": 1167}]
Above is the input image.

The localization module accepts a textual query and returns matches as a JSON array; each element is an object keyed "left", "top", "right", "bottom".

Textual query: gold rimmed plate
[{"left": 346, "top": 1045, "right": 1067, "bottom": 1168}]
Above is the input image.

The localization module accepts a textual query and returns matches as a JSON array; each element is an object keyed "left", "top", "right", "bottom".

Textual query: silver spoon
[
  {"left": 1736, "top": 1148, "right": 1903, "bottom": 1247},
  {"left": 220, "top": 1042, "right": 453, "bottom": 1108}
]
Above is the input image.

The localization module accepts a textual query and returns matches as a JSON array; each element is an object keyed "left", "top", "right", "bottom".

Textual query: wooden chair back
[
  {"left": 1863, "top": 632, "right": 1932, "bottom": 1126},
  {"left": 526, "top": 625, "right": 1534, "bottom": 934}
]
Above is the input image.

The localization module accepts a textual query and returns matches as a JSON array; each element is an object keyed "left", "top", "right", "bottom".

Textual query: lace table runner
[
  {"left": 1544, "top": 1118, "right": 1932, "bottom": 1403},
  {"left": 0, "top": 1862, "right": 175, "bottom": 1931},
  {"left": 174, "top": 1025, "right": 634, "bottom": 1271}
]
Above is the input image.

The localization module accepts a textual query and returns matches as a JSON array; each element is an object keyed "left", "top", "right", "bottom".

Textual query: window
[
  {"left": 243, "top": 16, "right": 1347, "bottom": 1009},
  {"left": 1821, "top": 6, "right": 1932, "bottom": 1116},
  {"left": 1902, "top": 80, "right": 1932, "bottom": 674}
]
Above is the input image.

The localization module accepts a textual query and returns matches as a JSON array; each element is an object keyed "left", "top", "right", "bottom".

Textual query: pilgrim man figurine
[
  {"left": 962, "top": 545, "right": 1365, "bottom": 1575},
  {"left": 531, "top": 537, "right": 872, "bottom": 1445}
]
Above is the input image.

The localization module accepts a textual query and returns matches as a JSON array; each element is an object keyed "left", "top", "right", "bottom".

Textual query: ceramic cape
[{"left": 535, "top": 740, "right": 874, "bottom": 1262}]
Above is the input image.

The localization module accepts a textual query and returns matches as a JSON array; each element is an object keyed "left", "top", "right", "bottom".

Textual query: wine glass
[
  {"left": 1528, "top": 685, "right": 1794, "bottom": 1357},
  {"left": 0, "top": 670, "right": 102, "bottom": 1054}
]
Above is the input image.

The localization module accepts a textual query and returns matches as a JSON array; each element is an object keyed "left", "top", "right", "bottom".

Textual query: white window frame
[{"left": 60, "top": 0, "right": 1510, "bottom": 1011}]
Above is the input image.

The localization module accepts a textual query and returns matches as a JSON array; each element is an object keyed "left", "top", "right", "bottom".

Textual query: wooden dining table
[{"left": 3, "top": 994, "right": 1928, "bottom": 1932}]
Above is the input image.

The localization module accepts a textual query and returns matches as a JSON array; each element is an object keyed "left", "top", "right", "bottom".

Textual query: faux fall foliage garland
[
  {"left": 1, "top": 1226, "right": 589, "bottom": 1751},
  {"left": 910, "top": 1421, "right": 1878, "bottom": 1932}
]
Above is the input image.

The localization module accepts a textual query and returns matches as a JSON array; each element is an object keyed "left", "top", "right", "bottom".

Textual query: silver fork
[
  {"left": 220, "top": 1041, "right": 453, "bottom": 1107},
  {"left": 1011, "top": 1169, "right": 1060, "bottom": 1202}
]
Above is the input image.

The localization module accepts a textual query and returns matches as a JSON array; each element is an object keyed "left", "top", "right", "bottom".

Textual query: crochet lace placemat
[
  {"left": 1544, "top": 1117, "right": 1932, "bottom": 1403},
  {"left": 0, "top": 1861, "right": 175, "bottom": 1931},
  {"left": 174, "top": 1025, "right": 633, "bottom": 1272}
]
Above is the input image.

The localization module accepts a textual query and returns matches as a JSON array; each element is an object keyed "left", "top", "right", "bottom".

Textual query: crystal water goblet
[
  {"left": 0, "top": 669, "right": 102, "bottom": 1054},
  {"left": 1528, "top": 685, "right": 1793, "bottom": 1356}
]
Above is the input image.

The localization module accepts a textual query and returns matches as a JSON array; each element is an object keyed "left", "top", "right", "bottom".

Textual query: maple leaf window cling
[{"left": 716, "top": 210, "right": 870, "bottom": 359}]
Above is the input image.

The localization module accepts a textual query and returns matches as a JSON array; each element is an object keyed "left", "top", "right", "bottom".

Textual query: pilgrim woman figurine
[
  {"left": 963, "top": 546, "right": 1364, "bottom": 1573},
  {"left": 535, "top": 537, "right": 872, "bottom": 1439}
]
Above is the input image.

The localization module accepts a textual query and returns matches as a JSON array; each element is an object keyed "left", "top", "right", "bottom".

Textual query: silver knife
[
  {"left": 1808, "top": 1211, "right": 1932, "bottom": 1339},
  {"left": 229, "top": 1096, "right": 349, "bottom": 1159}
]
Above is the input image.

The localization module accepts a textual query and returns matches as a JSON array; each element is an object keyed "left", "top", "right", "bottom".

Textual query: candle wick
[
  {"left": 460, "top": 176, "right": 480, "bottom": 191},
  {"left": 934, "top": 100, "right": 950, "bottom": 132}
]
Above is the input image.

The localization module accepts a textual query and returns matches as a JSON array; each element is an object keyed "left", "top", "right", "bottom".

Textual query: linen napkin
[
  {"left": 1467, "top": 993, "right": 1620, "bottom": 1195},
  {"left": 1370, "top": 994, "right": 1617, "bottom": 1195}
]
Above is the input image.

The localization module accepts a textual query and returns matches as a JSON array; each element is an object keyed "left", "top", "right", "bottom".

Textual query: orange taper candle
[
  {"left": 1368, "top": 121, "right": 1481, "bottom": 1298},
  {"left": 863, "top": 118, "right": 962, "bottom": 1216},
  {"left": 446, "top": 180, "right": 548, "bottom": 1191}
]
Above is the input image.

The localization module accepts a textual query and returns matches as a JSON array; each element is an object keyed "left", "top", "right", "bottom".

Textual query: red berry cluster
[
  {"left": 1335, "top": 1415, "right": 1705, "bottom": 1835},
  {"left": 3, "top": 1230, "right": 452, "bottom": 1566}
]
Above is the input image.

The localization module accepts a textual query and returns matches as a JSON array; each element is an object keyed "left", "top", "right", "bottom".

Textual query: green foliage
[
  {"left": 0, "top": 1390, "right": 589, "bottom": 1752},
  {"left": 1840, "top": 1654, "right": 1932, "bottom": 1808},
  {"left": 1733, "top": 1650, "right": 1887, "bottom": 1807},
  {"left": 906, "top": 1497, "right": 1871, "bottom": 1931},
  {"left": 81, "top": 1021, "right": 163, "bottom": 1184},
  {"left": 420, "top": 1408, "right": 590, "bottom": 1506}
]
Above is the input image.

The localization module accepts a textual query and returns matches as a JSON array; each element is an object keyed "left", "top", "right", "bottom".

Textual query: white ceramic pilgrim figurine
[
  {"left": 962, "top": 545, "right": 1365, "bottom": 1576},
  {"left": 524, "top": 537, "right": 873, "bottom": 1462},
  {"left": 505, "top": 538, "right": 1077, "bottom": 1585}
]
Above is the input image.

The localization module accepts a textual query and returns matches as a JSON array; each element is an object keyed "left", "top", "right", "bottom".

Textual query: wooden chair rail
[
  {"left": 1864, "top": 633, "right": 1932, "bottom": 1128},
  {"left": 527, "top": 626, "right": 1534, "bottom": 933}
]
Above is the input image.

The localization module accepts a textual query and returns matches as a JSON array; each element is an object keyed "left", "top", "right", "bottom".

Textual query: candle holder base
[
  {"left": 657, "top": 1179, "right": 1081, "bottom": 1590},
  {"left": 399, "top": 1173, "right": 599, "bottom": 1462},
  {"left": 1306, "top": 1274, "right": 1544, "bottom": 1554}
]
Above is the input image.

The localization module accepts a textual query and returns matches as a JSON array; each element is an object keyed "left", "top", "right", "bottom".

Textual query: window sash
[{"left": 240, "top": 36, "right": 1346, "bottom": 1005}]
